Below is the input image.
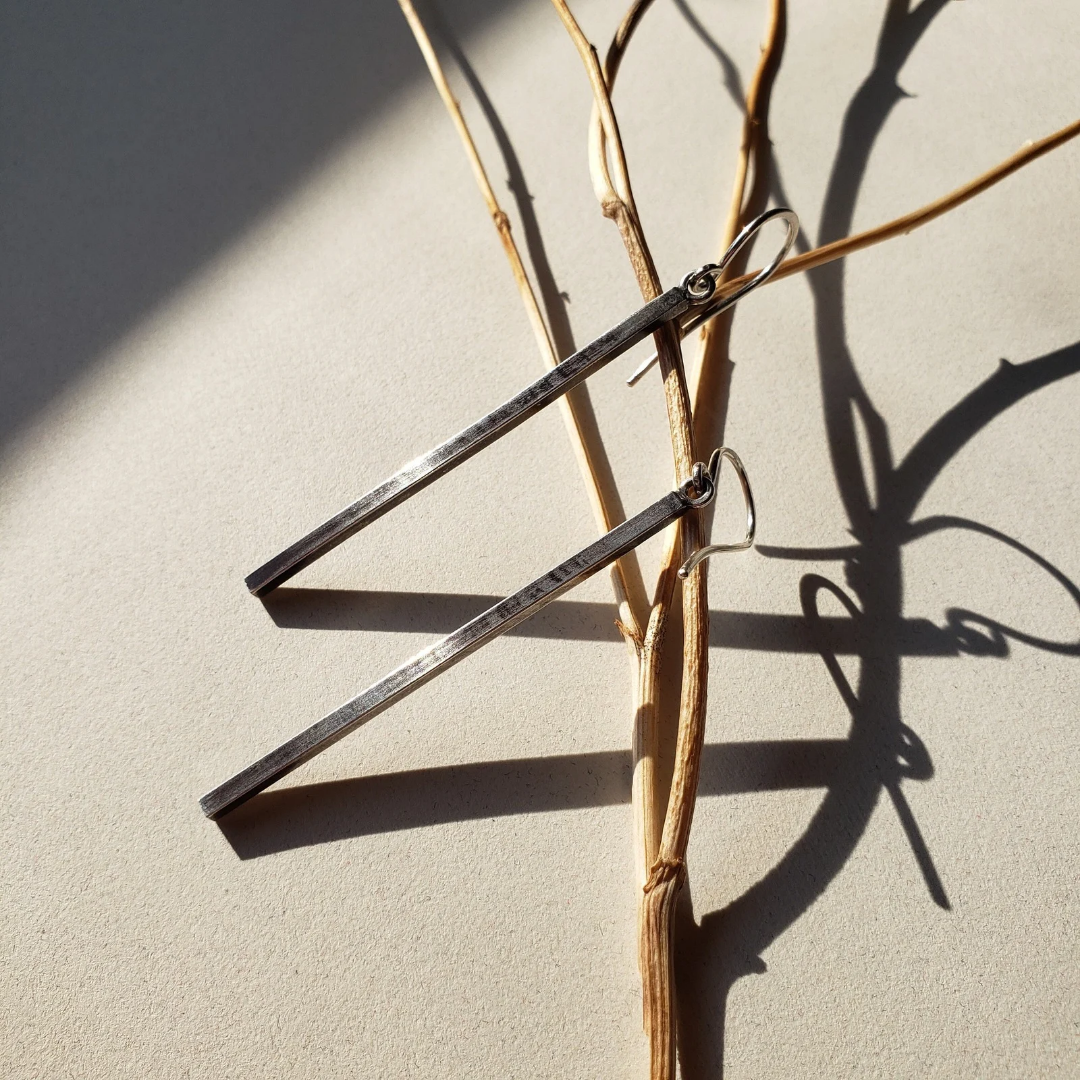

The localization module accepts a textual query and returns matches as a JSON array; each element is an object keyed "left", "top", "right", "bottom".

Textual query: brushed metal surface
[
  {"left": 244, "top": 286, "right": 692, "bottom": 596},
  {"left": 205, "top": 487, "right": 693, "bottom": 818}
]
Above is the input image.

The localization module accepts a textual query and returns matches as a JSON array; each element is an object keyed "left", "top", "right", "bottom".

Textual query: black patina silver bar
[
  {"left": 244, "top": 286, "right": 692, "bottom": 596},
  {"left": 204, "top": 486, "right": 695, "bottom": 818}
]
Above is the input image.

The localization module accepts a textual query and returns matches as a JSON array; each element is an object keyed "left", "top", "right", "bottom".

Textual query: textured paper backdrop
[{"left": 2, "top": 1, "right": 1077, "bottom": 1076}]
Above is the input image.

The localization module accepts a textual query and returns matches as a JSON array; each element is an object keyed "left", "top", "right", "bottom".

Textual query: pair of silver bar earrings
[{"left": 200, "top": 208, "right": 799, "bottom": 819}]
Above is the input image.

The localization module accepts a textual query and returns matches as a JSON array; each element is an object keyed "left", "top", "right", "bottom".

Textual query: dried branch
[
  {"left": 634, "top": 7, "right": 786, "bottom": 1077},
  {"left": 613, "top": 16, "right": 793, "bottom": 1071},
  {"left": 601, "top": 0, "right": 655, "bottom": 86},
  {"left": 402, "top": 2, "right": 1079, "bottom": 1078},
  {"left": 396, "top": 0, "right": 649, "bottom": 637},
  {"left": 721, "top": 1, "right": 785, "bottom": 252},
  {"left": 710, "top": 115, "right": 1080, "bottom": 302},
  {"left": 586, "top": 3, "right": 790, "bottom": 1071},
  {"left": 553, "top": 1, "right": 661, "bottom": 296},
  {"left": 693, "top": 0, "right": 786, "bottom": 443},
  {"left": 566, "top": 0, "right": 687, "bottom": 896},
  {"left": 550, "top": 4, "right": 715, "bottom": 1078}
]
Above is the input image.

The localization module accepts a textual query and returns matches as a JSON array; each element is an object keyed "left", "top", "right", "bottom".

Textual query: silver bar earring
[
  {"left": 203, "top": 449, "right": 755, "bottom": 818},
  {"left": 244, "top": 209, "right": 797, "bottom": 597}
]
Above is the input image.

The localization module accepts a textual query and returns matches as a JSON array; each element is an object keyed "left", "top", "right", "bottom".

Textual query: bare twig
[
  {"left": 401, "top": 1, "right": 1080, "bottom": 1077},
  {"left": 568, "top": 0, "right": 687, "bottom": 898},
  {"left": 601, "top": 0, "right": 655, "bottom": 87},
  {"left": 396, "top": 0, "right": 649, "bottom": 637},
  {"left": 709, "top": 116, "right": 1080, "bottom": 303},
  {"left": 693, "top": 0, "right": 786, "bottom": 445},
  {"left": 553, "top": 1, "right": 661, "bottom": 295},
  {"left": 634, "top": 6, "right": 785, "bottom": 1076},
  {"left": 587, "top": 4, "right": 788, "bottom": 1071},
  {"left": 624, "top": 14, "right": 791, "bottom": 1074},
  {"left": 550, "top": 4, "right": 715, "bottom": 1077},
  {"left": 720, "top": 0, "right": 785, "bottom": 254}
]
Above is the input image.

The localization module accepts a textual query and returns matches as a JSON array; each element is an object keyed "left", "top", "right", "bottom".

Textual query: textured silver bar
[
  {"left": 245, "top": 286, "right": 692, "bottom": 596},
  {"left": 204, "top": 487, "right": 693, "bottom": 818}
]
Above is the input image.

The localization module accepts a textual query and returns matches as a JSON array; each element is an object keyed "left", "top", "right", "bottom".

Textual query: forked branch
[
  {"left": 550, "top": 4, "right": 717, "bottom": 1078},
  {"left": 399, "top": 1, "right": 1080, "bottom": 1077}
]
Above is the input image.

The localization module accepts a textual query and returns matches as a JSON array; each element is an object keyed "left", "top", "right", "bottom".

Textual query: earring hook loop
[
  {"left": 626, "top": 207, "right": 799, "bottom": 387},
  {"left": 681, "top": 206, "right": 800, "bottom": 312},
  {"left": 678, "top": 447, "right": 756, "bottom": 579}
]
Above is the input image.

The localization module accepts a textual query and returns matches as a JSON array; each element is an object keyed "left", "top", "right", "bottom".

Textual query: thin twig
[
  {"left": 709, "top": 116, "right": 1080, "bottom": 303},
  {"left": 631, "top": 11, "right": 788, "bottom": 1070},
  {"left": 629, "top": 17, "right": 792, "bottom": 1073},
  {"left": 402, "top": 2, "right": 1080, "bottom": 1077},
  {"left": 590, "top": 6, "right": 782, "bottom": 1074},
  {"left": 550, "top": 1, "right": 684, "bottom": 902},
  {"left": 602, "top": 0, "right": 655, "bottom": 87},
  {"left": 555, "top": 1, "right": 661, "bottom": 294},
  {"left": 571, "top": 0, "right": 685, "bottom": 904},
  {"left": 693, "top": 0, "right": 786, "bottom": 439},
  {"left": 720, "top": 1, "right": 784, "bottom": 253},
  {"left": 550, "top": 4, "right": 712, "bottom": 1077},
  {"left": 396, "top": 0, "right": 649, "bottom": 638}
]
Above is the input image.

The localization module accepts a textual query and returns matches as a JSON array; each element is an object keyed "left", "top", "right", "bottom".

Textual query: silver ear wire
[
  {"left": 626, "top": 207, "right": 799, "bottom": 387},
  {"left": 678, "top": 447, "right": 756, "bottom": 579}
]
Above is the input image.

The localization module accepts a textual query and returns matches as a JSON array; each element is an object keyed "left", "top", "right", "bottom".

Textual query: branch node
[
  {"left": 643, "top": 857, "right": 685, "bottom": 894},
  {"left": 615, "top": 618, "right": 645, "bottom": 651},
  {"left": 601, "top": 193, "right": 623, "bottom": 220}
]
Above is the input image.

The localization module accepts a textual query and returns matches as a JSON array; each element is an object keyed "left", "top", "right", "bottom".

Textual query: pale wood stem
[
  {"left": 631, "top": 7, "right": 787, "bottom": 1078},
  {"left": 551, "top": 4, "right": 714, "bottom": 1077},
  {"left": 659, "top": 0, "right": 786, "bottom": 861},
  {"left": 709, "top": 116, "right": 1080, "bottom": 307},
  {"left": 396, "top": 0, "right": 649, "bottom": 638},
  {"left": 692, "top": 0, "right": 785, "bottom": 426},
  {"left": 403, "top": 2, "right": 1079, "bottom": 1077}
]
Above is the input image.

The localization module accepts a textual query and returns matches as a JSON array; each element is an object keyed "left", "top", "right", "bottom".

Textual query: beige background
[{"left": 2, "top": 1, "right": 1078, "bottom": 1076}]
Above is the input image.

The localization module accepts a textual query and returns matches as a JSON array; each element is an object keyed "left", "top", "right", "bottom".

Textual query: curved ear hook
[
  {"left": 678, "top": 447, "right": 756, "bottom": 579},
  {"left": 626, "top": 207, "right": 800, "bottom": 387},
  {"left": 683, "top": 206, "right": 800, "bottom": 315}
]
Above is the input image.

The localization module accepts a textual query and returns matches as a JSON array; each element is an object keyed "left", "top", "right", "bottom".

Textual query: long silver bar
[
  {"left": 204, "top": 485, "right": 697, "bottom": 818},
  {"left": 245, "top": 286, "right": 693, "bottom": 596}
]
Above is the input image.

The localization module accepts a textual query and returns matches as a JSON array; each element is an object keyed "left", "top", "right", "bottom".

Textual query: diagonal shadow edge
[
  {"left": 218, "top": 739, "right": 850, "bottom": 859},
  {"left": 261, "top": 589, "right": 979, "bottom": 656},
  {"left": 0, "top": 0, "right": 531, "bottom": 452}
]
